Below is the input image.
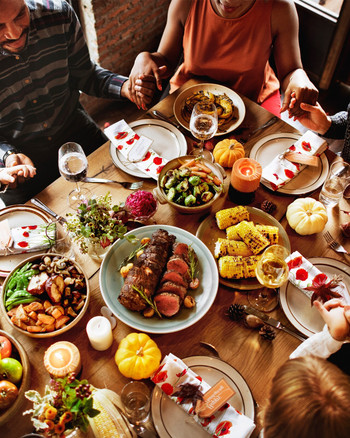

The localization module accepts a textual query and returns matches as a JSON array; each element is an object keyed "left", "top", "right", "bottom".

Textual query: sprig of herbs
[
  {"left": 118, "top": 242, "right": 147, "bottom": 270},
  {"left": 132, "top": 285, "right": 162, "bottom": 318},
  {"left": 188, "top": 246, "right": 198, "bottom": 280}
]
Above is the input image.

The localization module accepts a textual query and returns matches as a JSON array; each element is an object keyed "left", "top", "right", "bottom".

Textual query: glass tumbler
[
  {"left": 121, "top": 381, "right": 151, "bottom": 425},
  {"left": 319, "top": 161, "right": 350, "bottom": 207}
]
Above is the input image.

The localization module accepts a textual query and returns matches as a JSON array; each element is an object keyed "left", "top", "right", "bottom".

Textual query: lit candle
[
  {"left": 44, "top": 341, "right": 81, "bottom": 377},
  {"left": 86, "top": 316, "right": 113, "bottom": 351},
  {"left": 230, "top": 158, "right": 262, "bottom": 204}
]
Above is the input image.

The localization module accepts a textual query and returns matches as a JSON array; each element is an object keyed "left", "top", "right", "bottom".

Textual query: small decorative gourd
[
  {"left": 213, "top": 139, "right": 245, "bottom": 168},
  {"left": 286, "top": 197, "right": 328, "bottom": 235},
  {"left": 115, "top": 332, "right": 161, "bottom": 380}
]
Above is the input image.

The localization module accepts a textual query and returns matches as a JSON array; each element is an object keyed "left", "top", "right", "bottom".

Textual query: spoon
[{"left": 199, "top": 341, "right": 221, "bottom": 359}]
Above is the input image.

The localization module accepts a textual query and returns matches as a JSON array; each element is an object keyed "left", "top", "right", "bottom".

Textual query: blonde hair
[{"left": 262, "top": 356, "right": 350, "bottom": 438}]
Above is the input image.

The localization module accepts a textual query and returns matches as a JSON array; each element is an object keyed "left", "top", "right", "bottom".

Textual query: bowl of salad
[{"left": 154, "top": 155, "right": 226, "bottom": 214}]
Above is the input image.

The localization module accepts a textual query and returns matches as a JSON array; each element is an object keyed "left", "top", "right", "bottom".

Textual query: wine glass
[
  {"left": 58, "top": 142, "right": 90, "bottom": 209},
  {"left": 248, "top": 244, "right": 290, "bottom": 312},
  {"left": 189, "top": 101, "right": 218, "bottom": 161}
]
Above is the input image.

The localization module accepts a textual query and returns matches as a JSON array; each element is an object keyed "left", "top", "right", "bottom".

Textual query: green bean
[
  {"left": 6, "top": 290, "right": 34, "bottom": 304},
  {"left": 6, "top": 297, "right": 37, "bottom": 311}
]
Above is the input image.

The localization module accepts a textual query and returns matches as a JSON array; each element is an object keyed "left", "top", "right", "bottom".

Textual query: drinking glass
[
  {"left": 121, "top": 381, "right": 151, "bottom": 425},
  {"left": 58, "top": 142, "right": 90, "bottom": 209},
  {"left": 45, "top": 220, "right": 75, "bottom": 259},
  {"left": 248, "top": 245, "right": 290, "bottom": 312},
  {"left": 319, "top": 161, "right": 350, "bottom": 207},
  {"left": 189, "top": 101, "right": 218, "bottom": 161}
]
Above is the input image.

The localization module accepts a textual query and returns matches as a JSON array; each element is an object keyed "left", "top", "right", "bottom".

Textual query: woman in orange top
[{"left": 129, "top": 0, "right": 318, "bottom": 117}]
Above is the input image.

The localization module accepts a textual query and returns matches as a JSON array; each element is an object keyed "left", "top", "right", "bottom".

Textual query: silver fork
[
  {"left": 323, "top": 231, "right": 349, "bottom": 255},
  {"left": 82, "top": 177, "right": 143, "bottom": 190}
]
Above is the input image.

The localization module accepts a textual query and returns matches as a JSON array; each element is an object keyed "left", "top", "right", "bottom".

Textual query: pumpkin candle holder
[{"left": 229, "top": 158, "right": 262, "bottom": 205}]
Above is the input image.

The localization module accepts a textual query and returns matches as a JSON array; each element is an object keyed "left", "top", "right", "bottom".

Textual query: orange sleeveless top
[{"left": 170, "top": 0, "right": 280, "bottom": 103}]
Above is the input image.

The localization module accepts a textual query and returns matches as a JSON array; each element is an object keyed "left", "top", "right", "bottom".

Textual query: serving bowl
[
  {"left": 0, "top": 330, "right": 31, "bottom": 426},
  {"left": 153, "top": 155, "right": 226, "bottom": 214},
  {"left": 1, "top": 254, "right": 90, "bottom": 338}
]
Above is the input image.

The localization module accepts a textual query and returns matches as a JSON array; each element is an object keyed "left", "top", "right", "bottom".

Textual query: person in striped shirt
[{"left": 0, "top": 0, "right": 155, "bottom": 205}]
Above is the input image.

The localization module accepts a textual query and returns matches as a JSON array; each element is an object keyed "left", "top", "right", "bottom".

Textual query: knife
[
  {"left": 152, "top": 110, "right": 182, "bottom": 130},
  {"left": 30, "top": 198, "right": 67, "bottom": 223},
  {"left": 242, "top": 305, "right": 307, "bottom": 342}
]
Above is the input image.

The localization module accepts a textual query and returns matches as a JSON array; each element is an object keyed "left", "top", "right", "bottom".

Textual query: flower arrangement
[
  {"left": 24, "top": 373, "right": 99, "bottom": 437},
  {"left": 66, "top": 193, "right": 135, "bottom": 254}
]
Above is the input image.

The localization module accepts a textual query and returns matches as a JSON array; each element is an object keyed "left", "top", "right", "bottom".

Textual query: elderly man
[{"left": 0, "top": 0, "right": 154, "bottom": 205}]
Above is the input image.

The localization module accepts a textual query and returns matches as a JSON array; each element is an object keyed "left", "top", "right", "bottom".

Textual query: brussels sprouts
[
  {"left": 165, "top": 175, "right": 178, "bottom": 189},
  {"left": 176, "top": 179, "right": 189, "bottom": 192},
  {"left": 167, "top": 187, "right": 176, "bottom": 201},
  {"left": 201, "top": 191, "right": 214, "bottom": 203},
  {"left": 189, "top": 176, "right": 201, "bottom": 186},
  {"left": 179, "top": 167, "right": 191, "bottom": 177},
  {"left": 184, "top": 194, "right": 196, "bottom": 206}
]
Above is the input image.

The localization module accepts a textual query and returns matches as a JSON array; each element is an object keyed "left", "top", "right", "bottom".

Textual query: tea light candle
[
  {"left": 229, "top": 158, "right": 262, "bottom": 204},
  {"left": 44, "top": 341, "right": 81, "bottom": 378},
  {"left": 86, "top": 316, "right": 113, "bottom": 351}
]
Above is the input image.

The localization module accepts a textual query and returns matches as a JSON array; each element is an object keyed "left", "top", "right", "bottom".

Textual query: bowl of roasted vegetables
[
  {"left": 154, "top": 155, "right": 226, "bottom": 214},
  {"left": 1, "top": 254, "right": 90, "bottom": 338},
  {"left": 0, "top": 330, "right": 30, "bottom": 425}
]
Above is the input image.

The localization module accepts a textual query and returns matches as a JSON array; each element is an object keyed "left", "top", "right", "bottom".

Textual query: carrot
[
  {"left": 179, "top": 159, "right": 197, "bottom": 169},
  {"left": 212, "top": 176, "right": 222, "bottom": 186},
  {"left": 190, "top": 170, "right": 208, "bottom": 178},
  {"left": 195, "top": 162, "right": 212, "bottom": 174}
]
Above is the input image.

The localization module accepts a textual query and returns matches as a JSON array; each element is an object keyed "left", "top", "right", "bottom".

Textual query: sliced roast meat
[
  {"left": 166, "top": 256, "right": 189, "bottom": 275},
  {"left": 156, "top": 281, "right": 187, "bottom": 300},
  {"left": 154, "top": 293, "right": 181, "bottom": 317},
  {"left": 160, "top": 270, "right": 189, "bottom": 288},
  {"left": 173, "top": 242, "right": 189, "bottom": 261}
]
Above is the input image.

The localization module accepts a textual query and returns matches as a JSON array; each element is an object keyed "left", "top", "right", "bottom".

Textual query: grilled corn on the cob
[
  {"left": 226, "top": 222, "right": 279, "bottom": 245},
  {"left": 214, "top": 238, "right": 252, "bottom": 258},
  {"left": 235, "top": 221, "right": 270, "bottom": 254},
  {"left": 226, "top": 221, "right": 254, "bottom": 240},
  {"left": 215, "top": 206, "right": 249, "bottom": 230},
  {"left": 218, "top": 255, "right": 260, "bottom": 279}
]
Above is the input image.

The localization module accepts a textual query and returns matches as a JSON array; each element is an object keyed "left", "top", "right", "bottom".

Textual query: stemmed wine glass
[
  {"left": 248, "top": 245, "right": 290, "bottom": 312},
  {"left": 58, "top": 142, "right": 90, "bottom": 209},
  {"left": 189, "top": 101, "right": 218, "bottom": 161}
]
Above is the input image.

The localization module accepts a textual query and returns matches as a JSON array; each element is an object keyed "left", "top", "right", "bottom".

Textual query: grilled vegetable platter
[
  {"left": 196, "top": 206, "right": 291, "bottom": 290},
  {"left": 99, "top": 225, "right": 219, "bottom": 334}
]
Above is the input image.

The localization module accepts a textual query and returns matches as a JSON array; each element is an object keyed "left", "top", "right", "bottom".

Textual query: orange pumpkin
[{"left": 213, "top": 139, "right": 245, "bottom": 168}]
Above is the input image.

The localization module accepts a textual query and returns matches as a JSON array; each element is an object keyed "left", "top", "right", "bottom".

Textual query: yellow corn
[
  {"left": 89, "top": 399, "right": 121, "bottom": 438},
  {"left": 215, "top": 206, "right": 249, "bottom": 230},
  {"left": 214, "top": 238, "right": 252, "bottom": 258},
  {"left": 255, "top": 225, "right": 279, "bottom": 245},
  {"left": 226, "top": 221, "right": 254, "bottom": 240},
  {"left": 235, "top": 221, "right": 270, "bottom": 254},
  {"left": 218, "top": 255, "right": 260, "bottom": 279},
  {"left": 243, "top": 255, "right": 260, "bottom": 278}
]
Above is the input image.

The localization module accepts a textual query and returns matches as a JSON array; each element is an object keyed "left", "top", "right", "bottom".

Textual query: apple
[
  {"left": 45, "top": 275, "right": 65, "bottom": 303},
  {"left": 0, "top": 380, "right": 18, "bottom": 410},
  {"left": 27, "top": 272, "right": 49, "bottom": 295},
  {"left": 0, "top": 335, "right": 12, "bottom": 358},
  {"left": 0, "top": 357, "right": 23, "bottom": 384}
]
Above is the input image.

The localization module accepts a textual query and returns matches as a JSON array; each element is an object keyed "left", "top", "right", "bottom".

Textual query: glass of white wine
[
  {"left": 58, "top": 142, "right": 90, "bottom": 209},
  {"left": 248, "top": 244, "right": 290, "bottom": 312},
  {"left": 189, "top": 101, "right": 218, "bottom": 161}
]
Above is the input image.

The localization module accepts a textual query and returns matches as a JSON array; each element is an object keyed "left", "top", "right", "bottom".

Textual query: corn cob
[
  {"left": 226, "top": 221, "right": 254, "bottom": 240},
  {"left": 235, "top": 221, "right": 270, "bottom": 254},
  {"left": 214, "top": 238, "right": 252, "bottom": 258},
  {"left": 243, "top": 255, "right": 261, "bottom": 278},
  {"left": 218, "top": 255, "right": 260, "bottom": 279},
  {"left": 255, "top": 225, "right": 279, "bottom": 245},
  {"left": 215, "top": 206, "right": 249, "bottom": 230}
]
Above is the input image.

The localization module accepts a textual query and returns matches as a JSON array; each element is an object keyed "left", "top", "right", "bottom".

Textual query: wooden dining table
[{"left": 2, "top": 79, "right": 350, "bottom": 438}]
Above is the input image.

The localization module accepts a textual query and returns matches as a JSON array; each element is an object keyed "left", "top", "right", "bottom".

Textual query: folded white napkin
[
  {"left": 261, "top": 130, "right": 328, "bottom": 191},
  {"left": 286, "top": 251, "right": 350, "bottom": 304},
  {"left": 104, "top": 119, "right": 168, "bottom": 179},
  {"left": 151, "top": 353, "right": 255, "bottom": 438}
]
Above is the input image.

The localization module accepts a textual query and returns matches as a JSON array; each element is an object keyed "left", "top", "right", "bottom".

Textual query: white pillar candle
[{"left": 86, "top": 316, "right": 113, "bottom": 351}]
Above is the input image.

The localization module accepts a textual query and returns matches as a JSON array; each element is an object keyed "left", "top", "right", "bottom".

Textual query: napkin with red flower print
[
  {"left": 104, "top": 119, "right": 167, "bottom": 179},
  {"left": 286, "top": 251, "right": 350, "bottom": 305},
  {"left": 261, "top": 130, "right": 328, "bottom": 191},
  {"left": 151, "top": 353, "right": 255, "bottom": 438}
]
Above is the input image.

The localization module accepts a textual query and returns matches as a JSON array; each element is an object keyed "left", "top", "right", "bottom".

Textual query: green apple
[{"left": 0, "top": 357, "right": 23, "bottom": 384}]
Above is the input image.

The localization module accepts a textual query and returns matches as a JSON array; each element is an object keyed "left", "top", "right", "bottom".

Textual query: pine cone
[
  {"left": 261, "top": 200, "right": 276, "bottom": 215},
  {"left": 227, "top": 304, "right": 245, "bottom": 321},
  {"left": 341, "top": 222, "right": 350, "bottom": 238},
  {"left": 259, "top": 325, "right": 276, "bottom": 340}
]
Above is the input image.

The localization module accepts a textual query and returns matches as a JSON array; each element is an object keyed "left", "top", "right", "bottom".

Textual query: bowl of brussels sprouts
[{"left": 154, "top": 155, "right": 226, "bottom": 214}]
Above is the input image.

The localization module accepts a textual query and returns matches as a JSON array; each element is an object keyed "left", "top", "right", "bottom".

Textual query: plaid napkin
[
  {"left": 286, "top": 251, "right": 350, "bottom": 304},
  {"left": 261, "top": 130, "right": 328, "bottom": 191},
  {"left": 104, "top": 119, "right": 167, "bottom": 179},
  {"left": 0, "top": 222, "right": 55, "bottom": 256},
  {"left": 151, "top": 353, "right": 255, "bottom": 438}
]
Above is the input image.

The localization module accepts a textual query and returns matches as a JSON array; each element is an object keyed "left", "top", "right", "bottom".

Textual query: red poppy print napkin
[
  {"left": 151, "top": 353, "right": 255, "bottom": 437},
  {"left": 286, "top": 251, "right": 350, "bottom": 305},
  {"left": 0, "top": 223, "right": 56, "bottom": 255},
  {"left": 104, "top": 119, "right": 167, "bottom": 179},
  {"left": 261, "top": 130, "right": 328, "bottom": 191}
]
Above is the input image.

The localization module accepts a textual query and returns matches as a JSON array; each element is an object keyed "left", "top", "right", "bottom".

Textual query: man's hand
[
  {"left": 5, "top": 153, "right": 35, "bottom": 187},
  {"left": 314, "top": 299, "right": 350, "bottom": 341},
  {"left": 295, "top": 102, "right": 332, "bottom": 134}
]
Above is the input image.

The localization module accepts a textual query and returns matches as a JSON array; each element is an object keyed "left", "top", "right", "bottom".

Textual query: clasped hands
[{"left": 314, "top": 299, "right": 350, "bottom": 342}]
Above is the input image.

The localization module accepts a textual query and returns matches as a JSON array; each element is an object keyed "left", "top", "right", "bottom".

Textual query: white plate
[
  {"left": 196, "top": 207, "right": 291, "bottom": 290},
  {"left": 151, "top": 355, "right": 255, "bottom": 438},
  {"left": 173, "top": 83, "right": 246, "bottom": 136},
  {"left": 249, "top": 133, "right": 329, "bottom": 195},
  {"left": 0, "top": 205, "right": 52, "bottom": 277},
  {"left": 99, "top": 225, "right": 219, "bottom": 334},
  {"left": 109, "top": 119, "right": 188, "bottom": 179},
  {"left": 280, "top": 257, "right": 350, "bottom": 337}
]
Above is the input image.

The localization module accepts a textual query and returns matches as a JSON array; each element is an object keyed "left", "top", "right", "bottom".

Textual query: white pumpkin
[{"left": 286, "top": 197, "right": 328, "bottom": 235}]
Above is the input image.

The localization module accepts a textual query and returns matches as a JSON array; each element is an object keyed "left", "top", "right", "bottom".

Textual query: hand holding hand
[
  {"left": 5, "top": 153, "right": 35, "bottom": 187},
  {"left": 314, "top": 299, "right": 350, "bottom": 341},
  {"left": 295, "top": 101, "right": 332, "bottom": 134}
]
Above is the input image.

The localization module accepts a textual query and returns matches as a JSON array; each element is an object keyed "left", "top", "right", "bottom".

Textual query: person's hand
[
  {"left": 122, "top": 75, "right": 157, "bottom": 109},
  {"left": 5, "top": 153, "right": 35, "bottom": 187},
  {"left": 294, "top": 101, "right": 332, "bottom": 134},
  {"left": 0, "top": 164, "right": 36, "bottom": 185},
  {"left": 314, "top": 299, "right": 350, "bottom": 341},
  {"left": 281, "top": 69, "right": 319, "bottom": 117}
]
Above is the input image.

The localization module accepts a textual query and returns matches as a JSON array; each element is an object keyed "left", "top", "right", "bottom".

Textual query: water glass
[
  {"left": 45, "top": 220, "right": 74, "bottom": 259},
  {"left": 319, "top": 161, "right": 350, "bottom": 207},
  {"left": 121, "top": 381, "right": 151, "bottom": 425}
]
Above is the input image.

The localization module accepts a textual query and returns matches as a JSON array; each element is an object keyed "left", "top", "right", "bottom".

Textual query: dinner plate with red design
[{"left": 280, "top": 257, "right": 350, "bottom": 337}]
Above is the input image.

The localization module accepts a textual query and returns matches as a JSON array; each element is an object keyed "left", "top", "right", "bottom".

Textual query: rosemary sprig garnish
[
  {"left": 188, "top": 246, "right": 198, "bottom": 280},
  {"left": 132, "top": 285, "right": 162, "bottom": 318},
  {"left": 118, "top": 242, "right": 147, "bottom": 270}
]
